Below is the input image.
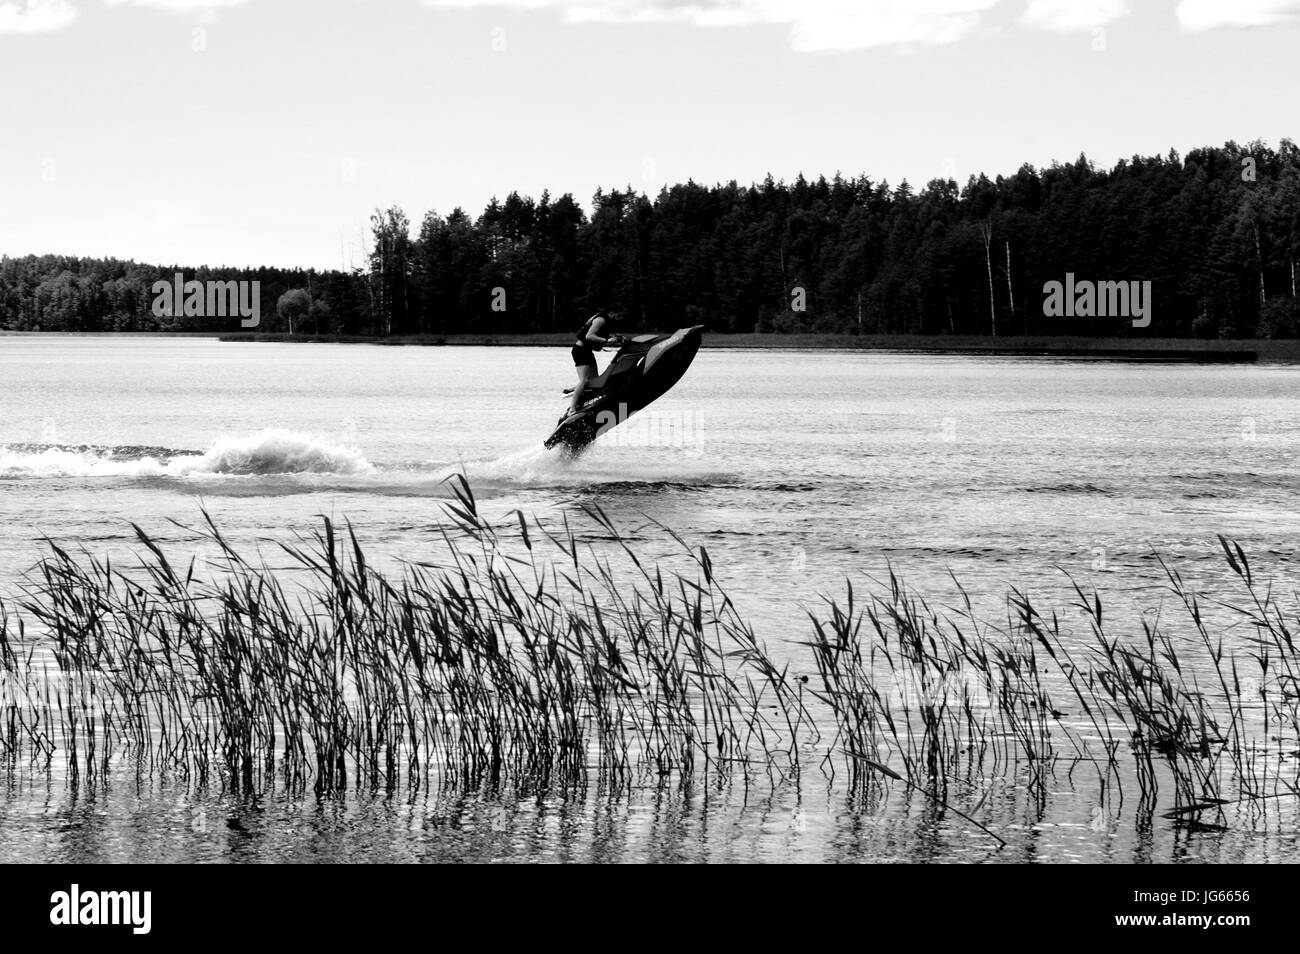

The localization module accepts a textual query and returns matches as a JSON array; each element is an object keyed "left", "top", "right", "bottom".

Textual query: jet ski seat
[{"left": 562, "top": 365, "right": 615, "bottom": 395}]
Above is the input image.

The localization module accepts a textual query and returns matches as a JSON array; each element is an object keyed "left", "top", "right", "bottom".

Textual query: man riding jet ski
[{"left": 546, "top": 311, "right": 705, "bottom": 454}]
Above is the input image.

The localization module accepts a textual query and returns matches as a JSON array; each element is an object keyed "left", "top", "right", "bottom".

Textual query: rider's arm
[{"left": 583, "top": 317, "right": 621, "bottom": 348}]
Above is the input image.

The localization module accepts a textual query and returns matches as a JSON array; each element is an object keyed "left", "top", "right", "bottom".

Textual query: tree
[
  {"left": 369, "top": 206, "right": 413, "bottom": 336},
  {"left": 979, "top": 221, "right": 996, "bottom": 336},
  {"left": 277, "top": 288, "right": 311, "bottom": 335}
]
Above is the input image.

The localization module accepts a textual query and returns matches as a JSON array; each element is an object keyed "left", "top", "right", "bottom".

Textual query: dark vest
[{"left": 575, "top": 316, "right": 608, "bottom": 349}]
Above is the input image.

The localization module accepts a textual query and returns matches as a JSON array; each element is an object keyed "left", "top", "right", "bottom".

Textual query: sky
[{"left": 1, "top": 0, "right": 1297, "bottom": 269}]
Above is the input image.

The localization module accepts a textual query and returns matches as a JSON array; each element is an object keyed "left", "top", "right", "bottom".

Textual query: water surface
[{"left": 2, "top": 335, "right": 1298, "bottom": 862}]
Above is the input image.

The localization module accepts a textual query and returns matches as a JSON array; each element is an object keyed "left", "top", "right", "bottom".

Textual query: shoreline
[
  {"left": 3, "top": 329, "right": 1292, "bottom": 361},
  {"left": 212, "top": 331, "right": 1287, "bottom": 362}
]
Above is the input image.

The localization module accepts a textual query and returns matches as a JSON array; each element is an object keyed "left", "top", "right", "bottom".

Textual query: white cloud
[
  {"left": 1019, "top": 0, "right": 1129, "bottom": 32},
  {"left": 782, "top": 2, "right": 992, "bottom": 52},
  {"left": 0, "top": 0, "right": 255, "bottom": 36},
  {"left": 0, "top": 0, "right": 77, "bottom": 34},
  {"left": 1176, "top": 0, "right": 1300, "bottom": 31},
  {"left": 423, "top": 0, "right": 1002, "bottom": 51},
  {"left": 104, "top": 0, "right": 253, "bottom": 11}
]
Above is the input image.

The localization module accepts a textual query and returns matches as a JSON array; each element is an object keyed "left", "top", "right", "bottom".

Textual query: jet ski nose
[{"left": 643, "top": 325, "right": 703, "bottom": 375}]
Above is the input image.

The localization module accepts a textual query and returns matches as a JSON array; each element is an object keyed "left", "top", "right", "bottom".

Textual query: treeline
[
  {"left": 0, "top": 259, "right": 364, "bottom": 335},
  {"left": 3, "top": 139, "right": 1298, "bottom": 338}
]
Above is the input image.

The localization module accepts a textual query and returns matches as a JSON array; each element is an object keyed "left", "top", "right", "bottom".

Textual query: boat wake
[
  {"left": 0, "top": 429, "right": 374, "bottom": 479},
  {"left": 433, "top": 444, "right": 731, "bottom": 492},
  {"left": 177, "top": 430, "right": 374, "bottom": 477},
  {"left": 0, "top": 429, "right": 729, "bottom": 496}
]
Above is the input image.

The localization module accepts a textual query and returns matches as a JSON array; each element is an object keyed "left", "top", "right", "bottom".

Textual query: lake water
[{"left": 2, "top": 334, "right": 1299, "bottom": 863}]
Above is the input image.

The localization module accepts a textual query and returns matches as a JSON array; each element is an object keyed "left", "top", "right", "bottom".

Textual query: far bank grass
[{"left": 217, "top": 330, "right": 1295, "bottom": 362}]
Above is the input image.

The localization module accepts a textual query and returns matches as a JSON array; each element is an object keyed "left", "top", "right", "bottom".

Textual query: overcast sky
[{"left": 1, "top": 0, "right": 1297, "bottom": 269}]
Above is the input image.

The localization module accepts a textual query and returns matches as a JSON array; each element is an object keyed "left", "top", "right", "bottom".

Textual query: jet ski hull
[{"left": 545, "top": 325, "right": 704, "bottom": 453}]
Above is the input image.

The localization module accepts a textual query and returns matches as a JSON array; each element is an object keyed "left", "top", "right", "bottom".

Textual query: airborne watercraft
[{"left": 544, "top": 325, "right": 705, "bottom": 453}]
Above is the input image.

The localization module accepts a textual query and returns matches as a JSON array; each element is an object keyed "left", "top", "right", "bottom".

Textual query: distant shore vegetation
[{"left": 3, "top": 140, "right": 1298, "bottom": 340}]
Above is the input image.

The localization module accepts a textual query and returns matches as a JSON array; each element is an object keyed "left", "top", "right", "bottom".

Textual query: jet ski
[{"left": 545, "top": 325, "right": 705, "bottom": 453}]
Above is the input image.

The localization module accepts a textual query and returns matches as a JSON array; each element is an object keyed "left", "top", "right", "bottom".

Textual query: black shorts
[{"left": 571, "top": 344, "right": 596, "bottom": 369}]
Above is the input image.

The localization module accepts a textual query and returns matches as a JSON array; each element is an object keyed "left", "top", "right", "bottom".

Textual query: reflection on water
[{"left": 3, "top": 772, "right": 1295, "bottom": 864}]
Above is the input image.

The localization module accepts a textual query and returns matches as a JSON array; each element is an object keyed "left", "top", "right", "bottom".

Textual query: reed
[
  {"left": 0, "top": 476, "right": 807, "bottom": 796},
  {"left": 1, "top": 482, "right": 1298, "bottom": 845},
  {"left": 805, "top": 552, "right": 1300, "bottom": 829}
]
